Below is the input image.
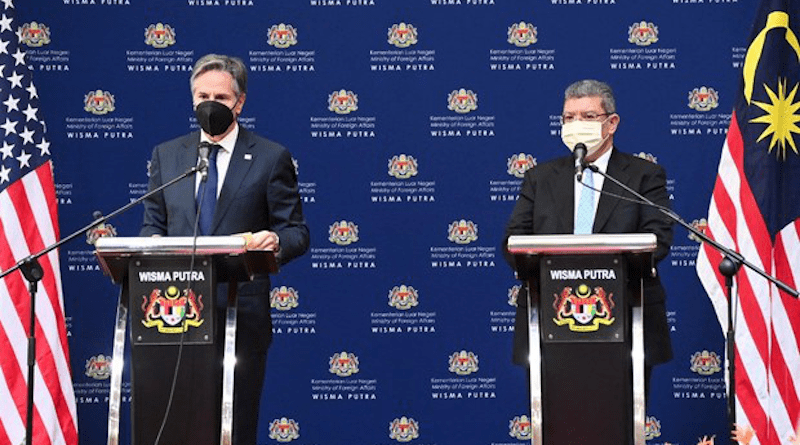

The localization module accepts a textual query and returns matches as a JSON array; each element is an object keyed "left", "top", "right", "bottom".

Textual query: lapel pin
[{"left": 244, "top": 153, "right": 253, "bottom": 160}]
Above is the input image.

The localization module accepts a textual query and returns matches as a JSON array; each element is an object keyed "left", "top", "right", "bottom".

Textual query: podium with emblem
[
  {"left": 94, "top": 236, "right": 276, "bottom": 445},
  {"left": 507, "top": 233, "right": 656, "bottom": 445}
]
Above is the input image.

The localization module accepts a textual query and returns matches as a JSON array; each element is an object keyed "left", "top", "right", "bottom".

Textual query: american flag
[
  {"left": 696, "top": 0, "right": 800, "bottom": 443},
  {"left": 0, "top": 1, "right": 78, "bottom": 444}
]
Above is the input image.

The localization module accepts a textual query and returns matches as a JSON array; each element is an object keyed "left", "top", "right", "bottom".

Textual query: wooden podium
[
  {"left": 507, "top": 233, "right": 656, "bottom": 445},
  {"left": 95, "top": 236, "right": 276, "bottom": 445}
]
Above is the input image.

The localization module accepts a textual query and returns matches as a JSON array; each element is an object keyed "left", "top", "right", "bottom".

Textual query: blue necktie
[
  {"left": 196, "top": 144, "right": 220, "bottom": 236},
  {"left": 574, "top": 168, "right": 595, "bottom": 234}
]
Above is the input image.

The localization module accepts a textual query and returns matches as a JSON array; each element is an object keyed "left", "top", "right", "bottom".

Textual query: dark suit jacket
[
  {"left": 140, "top": 128, "right": 310, "bottom": 351},
  {"left": 503, "top": 147, "right": 673, "bottom": 366}
]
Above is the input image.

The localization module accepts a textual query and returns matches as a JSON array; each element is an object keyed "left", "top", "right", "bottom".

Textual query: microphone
[
  {"left": 573, "top": 143, "right": 587, "bottom": 181},
  {"left": 197, "top": 141, "right": 211, "bottom": 182}
]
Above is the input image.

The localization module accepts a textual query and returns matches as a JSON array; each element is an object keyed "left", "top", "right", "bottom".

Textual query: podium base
[
  {"left": 541, "top": 342, "right": 632, "bottom": 445},
  {"left": 131, "top": 343, "right": 222, "bottom": 445}
]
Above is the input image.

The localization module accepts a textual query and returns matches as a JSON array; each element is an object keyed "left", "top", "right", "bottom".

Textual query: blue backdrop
[{"left": 19, "top": 1, "right": 754, "bottom": 444}]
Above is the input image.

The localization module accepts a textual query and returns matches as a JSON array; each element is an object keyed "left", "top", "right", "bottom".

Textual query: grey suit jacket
[{"left": 503, "top": 147, "right": 673, "bottom": 366}]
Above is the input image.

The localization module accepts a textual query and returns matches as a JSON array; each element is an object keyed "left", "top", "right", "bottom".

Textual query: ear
[
  {"left": 234, "top": 93, "right": 246, "bottom": 116},
  {"left": 607, "top": 113, "right": 620, "bottom": 135}
]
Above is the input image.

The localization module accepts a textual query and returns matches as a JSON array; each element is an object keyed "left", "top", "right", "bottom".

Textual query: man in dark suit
[
  {"left": 503, "top": 79, "right": 673, "bottom": 389},
  {"left": 140, "top": 54, "right": 309, "bottom": 444}
]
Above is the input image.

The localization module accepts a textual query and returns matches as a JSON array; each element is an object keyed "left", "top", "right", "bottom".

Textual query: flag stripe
[
  {"left": 19, "top": 167, "right": 77, "bottom": 439},
  {"left": 0, "top": 186, "right": 54, "bottom": 445},
  {"left": 772, "top": 224, "right": 800, "bottom": 441},
  {"left": 696, "top": 1, "right": 800, "bottom": 442},
  {"left": 0, "top": 378, "right": 19, "bottom": 443},
  {"left": 733, "top": 315, "right": 770, "bottom": 441},
  {"left": 0, "top": 4, "right": 77, "bottom": 443},
  {"left": 2, "top": 170, "right": 76, "bottom": 445}
]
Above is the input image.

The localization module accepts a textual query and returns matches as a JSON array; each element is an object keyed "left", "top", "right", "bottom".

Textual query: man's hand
[{"left": 237, "top": 231, "right": 280, "bottom": 251}]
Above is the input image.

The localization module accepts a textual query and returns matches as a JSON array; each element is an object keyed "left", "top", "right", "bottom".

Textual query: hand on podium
[{"left": 236, "top": 230, "right": 280, "bottom": 252}]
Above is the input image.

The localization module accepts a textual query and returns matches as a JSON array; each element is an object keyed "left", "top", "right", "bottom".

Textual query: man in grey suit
[
  {"left": 141, "top": 53, "right": 309, "bottom": 444},
  {"left": 503, "top": 79, "right": 673, "bottom": 390}
]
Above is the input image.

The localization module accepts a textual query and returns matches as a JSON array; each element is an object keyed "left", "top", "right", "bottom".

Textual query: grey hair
[
  {"left": 190, "top": 54, "right": 248, "bottom": 96},
  {"left": 564, "top": 79, "right": 616, "bottom": 114}
]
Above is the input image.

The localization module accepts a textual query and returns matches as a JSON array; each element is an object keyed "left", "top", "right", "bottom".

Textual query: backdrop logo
[
  {"left": 389, "top": 416, "right": 420, "bottom": 442},
  {"left": 329, "top": 351, "right": 360, "bottom": 377},
  {"left": 85, "top": 221, "right": 117, "bottom": 245},
  {"left": 690, "top": 350, "right": 722, "bottom": 375},
  {"left": 508, "top": 284, "right": 521, "bottom": 307},
  {"left": 84, "top": 354, "right": 112, "bottom": 380},
  {"left": 268, "top": 24, "right": 298, "bottom": 48},
  {"left": 144, "top": 23, "right": 176, "bottom": 48},
  {"left": 507, "top": 22, "right": 537, "bottom": 47},
  {"left": 644, "top": 416, "right": 662, "bottom": 440},
  {"left": 388, "top": 285, "right": 419, "bottom": 310},
  {"left": 388, "top": 154, "right": 418, "bottom": 179},
  {"left": 688, "top": 86, "right": 720, "bottom": 111},
  {"left": 553, "top": 284, "right": 615, "bottom": 332},
  {"left": 19, "top": 22, "right": 51, "bottom": 47},
  {"left": 328, "top": 220, "right": 359, "bottom": 245},
  {"left": 509, "top": 415, "right": 532, "bottom": 440},
  {"left": 448, "top": 350, "right": 479, "bottom": 375},
  {"left": 448, "top": 219, "right": 478, "bottom": 244},
  {"left": 688, "top": 218, "right": 709, "bottom": 243},
  {"left": 507, "top": 153, "right": 536, "bottom": 177},
  {"left": 84, "top": 90, "right": 115, "bottom": 115},
  {"left": 141, "top": 286, "right": 205, "bottom": 334},
  {"left": 388, "top": 23, "right": 418, "bottom": 48},
  {"left": 328, "top": 89, "right": 359, "bottom": 114},
  {"left": 628, "top": 21, "right": 659, "bottom": 46},
  {"left": 270, "top": 286, "right": 299, "bottom": 311},
  {"left": 447, "top": 88, "right": 478, "bottom": 114},
  {"left": 268, "top": 417, "right": 300, "bottom": 442}
]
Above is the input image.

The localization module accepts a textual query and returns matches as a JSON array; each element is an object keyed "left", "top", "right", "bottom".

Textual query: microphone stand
[
  {"left": 583, "top": 162, "right": 799, "bottom": 444},
  {"left": 0, "top": 161, "right": 206, "bottom": 445}
]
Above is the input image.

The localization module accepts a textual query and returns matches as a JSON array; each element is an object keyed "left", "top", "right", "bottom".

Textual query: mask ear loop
[
  {"left": 230, "top": 93, "right": 244, "bottom": 118},
  {"left": 586, "top": 114, "right": 617, "bottom": 155}
]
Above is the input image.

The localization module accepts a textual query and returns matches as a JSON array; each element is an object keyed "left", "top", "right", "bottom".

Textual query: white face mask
[{"left": 561, "top": 119, "right": 608, "bottom": 155}]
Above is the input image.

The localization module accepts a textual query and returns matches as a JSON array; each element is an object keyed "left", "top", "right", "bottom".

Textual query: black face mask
[{"left": 194, "top": 100, "right": 235, "bottom": 136}]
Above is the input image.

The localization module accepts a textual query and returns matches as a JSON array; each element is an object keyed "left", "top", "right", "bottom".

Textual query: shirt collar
[
  {"left": 200, "top": 122, "right": 239, "bottom": 154},
  {"left": 589, "top": 145, "right": 613, "bottom": 173}
]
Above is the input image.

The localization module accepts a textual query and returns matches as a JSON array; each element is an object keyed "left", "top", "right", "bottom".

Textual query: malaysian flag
[
  {"left": 696, "top": 0, "right": 800, "bottom": 443},
  {"left": 0, "top": 1, "right": 78, "bottom": 444}
]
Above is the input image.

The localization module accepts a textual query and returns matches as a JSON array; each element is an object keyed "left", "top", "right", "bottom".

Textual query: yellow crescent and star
[{"left": 742, "top": 11, "right": 800, "bottom": 160}]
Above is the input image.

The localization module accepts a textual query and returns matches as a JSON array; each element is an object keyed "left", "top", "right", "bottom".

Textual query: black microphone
[
  {"left": 197, "top": 141, "right": 211, "bottom": 182},
  {"left": 573, "top": 143, "right": 587, "bottom": 181}
]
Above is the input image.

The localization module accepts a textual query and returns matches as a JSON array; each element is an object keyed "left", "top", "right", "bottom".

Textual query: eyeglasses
[{"left": 560, "top": 112, "right": 611, "bottom": 125}]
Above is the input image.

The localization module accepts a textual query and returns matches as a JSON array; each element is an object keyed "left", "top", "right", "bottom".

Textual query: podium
[
  {"left": 507, "top": 233, "right": 656, "bottom": 445},
  {"left": 95, "top": 236, "right": 277, "bottom": 445}
]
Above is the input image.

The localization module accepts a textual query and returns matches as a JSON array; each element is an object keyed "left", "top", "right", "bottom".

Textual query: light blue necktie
[
  {"left": 574, "top": 168, "right": 595, "bottom": 234},
  {"left": 196, "top": 144, "right": 220, "bottom": 236}
]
